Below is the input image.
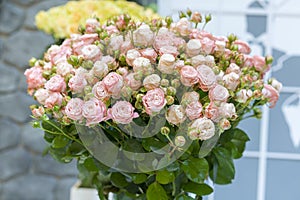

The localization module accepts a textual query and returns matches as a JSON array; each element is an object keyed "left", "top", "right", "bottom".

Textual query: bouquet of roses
[{"left": 25, "top": 10, "right": 281, "bottom": 200}]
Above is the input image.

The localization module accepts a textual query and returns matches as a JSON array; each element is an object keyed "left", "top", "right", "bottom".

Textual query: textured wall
[{"left": 0, "top": 1, "right": 78, "bottom": 200}]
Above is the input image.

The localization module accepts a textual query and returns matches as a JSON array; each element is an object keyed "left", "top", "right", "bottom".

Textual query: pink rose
[
  {"left": 85, "top": 18, "right": 100, "bottom": 33},
  {"left": 226, "top": 63, "right": 241, "bottom": 75},
  {"left": 236, "top": 89, "right": 252, "bottom": 103},
  {"left": 197, "top": 65, "right": 216, "bottom": 91},
  {"left": 186, "top": 39, "right": 201, "bottom": 57},
  {"left": 126, "top": 49, "right": 141, "bottom": 66},
  {"left": 103, "top": 25, "right": 119, "bottom": 35},
  {"left": 45, "top": 75, "right": 66, "bottom": 93},
  {"left": 181, "top": 91, "right": 200, "bottom": 106},
  {"left": 56, "top": 62, "right": 74, "bottom": 77},
  {"left": 45, "top": 92, "right": 63, "bottom": 108},
  {"left": 188, "top": 117, "right": 215, "bottom": 140},
  {"left": 262, "top": 84, "right": 279, "bottom": 108},
  {"left": 68, "top": 75, "right": 87, "bottom": 94},
  {"left": 154, "top": 28, "right": 186, "bottom": 51},
  {"left": 174, "top": 18, "right": 191, "bottom": 36},
  {"left": 191, "top": 55, "right": 206, "bottom": 67},
  {"left": 233, "top": 40, "right": 251, "bottom": 54},
  {"left": 133, "top": 24, "right": 154, "bottom": 47},
  {"left": 166, "top": 105, "right": 186, "bottom": 125},
  {"left": 46, "top": 44, "right": 72, "bottom": 65},
  {"left": 223, "top": 72, "right": 240, "bottom": 90},
  {"left": 158, "top": 54, "right": 175, "bottom": 74},
  {"left": 31, "top": 106, "right": 45, "bottom": 118},
  {"left": 103, "top": 72, "right": 124, "bottom": 98},
  {"left": 158, "top": 46, "right": 179, "bottom": 57},
  {"left": 243, "top": 55, "right": 254, "bottom": 68},
  {"left": 24, "top": 66, "right": 46, "bottom": 89},
  {"left": 92, "top": 81, "right": 110, "bottom": 101},
  {"left": 180, "top": 65, "right": 199, "bottom": 86},
  {"left": 219, "top": 103, "right": 236, "bottom": 119},
  {"left": 65, "top": 98, "right": 84, "bottom": 121},
  {"left": 200, "top": 37, "right": 215, "bottom": 54},
  {"left": 81, "top": 44, "right": 102, "bottom": 62},
  {"left": 139, "top": 48, "right": 158, "bottom": 64},
  {"left": 34, "top": 88, "right": 49, "bottom": 105},
  {"left": 120, "top": 40, "right": 134, "bottom": 54},
  {"left": 143, "top": 74, "right": 161, "bottom": 90},
  {"left": 82, "top": 98, "right": 107, "bottom": 126},
  {"left": 125, "top": 73, "right": 142, "bottom": 90},
  {"left": 91, "top": 61, "right": 109, "bottom": 79},
  {"left": 204, "top": 102, "right": 221, "bottom": 122},
  {"left": 108, "top": 35, "right": 124, "bottom": 53},
  {"left": 209, "top": 84, "right": 229, "bottom": 102},
  {"left": 253, "top": 55, "right": 270, "bottom": 74},
  {"left": 72, "top": 33, "right": 99, "bottom": 55},
  {"left": 142, "top": 88, "right": 166, "bottom": 115},
  {"left": 219, "top": 118, "right": 231, "bottom": 131},
  {"left": 186, "top": 101, "right": 203, "bottom": 120},
  {"left": 107, "top": 101, "right": 139, "bottom": 124}
]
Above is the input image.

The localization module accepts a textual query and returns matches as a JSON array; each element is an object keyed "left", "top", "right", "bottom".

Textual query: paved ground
[{"left": 0, "top": 0, "right": 78, "bottom": 199}]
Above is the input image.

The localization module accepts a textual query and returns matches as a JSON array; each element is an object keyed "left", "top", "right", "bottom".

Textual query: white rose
[
  {"left": 188, "top": 117, "right": 215, "bottom": 140},
  {"left": 133, "top": 24, "right": 154, "bottom": 47},
  {"left": 158, "top": 54, "right": 175, "bottom": 74},
  {"left": 186, "top": 39, "right": 202, "bottom": 57}
]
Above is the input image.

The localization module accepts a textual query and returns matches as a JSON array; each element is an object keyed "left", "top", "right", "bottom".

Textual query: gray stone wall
[{"left": 0, "top": 1, "right": 78, "bottom": 200}]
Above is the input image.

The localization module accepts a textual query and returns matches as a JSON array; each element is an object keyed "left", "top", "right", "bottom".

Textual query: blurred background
[{"left": 0, "top": 0, "right": 300, "bottom": 200}]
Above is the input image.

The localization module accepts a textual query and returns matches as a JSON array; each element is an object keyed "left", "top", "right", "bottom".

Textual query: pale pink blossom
[
  {"left": 185, "top": 101, "right": 203, "bottom": 120},
  {"left": 72, "top": 33, "right": 99, "bottom": 55},
  {"left": 166, "top": 105, "right": 186, "bottom": 125},
  {"left": 154, "top": 28, "right": 186, "bottom": 51},
  {"left": 108, "top": 35, "right": 124, "bottom": 53},
  {"left": 223, "top": 72, "right": 240, "bottom": 90},
  {"left": 68, "top": 75, "right": 87, "bottom": 94},
  {"left": 180, "top": 65, "right": 199, "bottom": 86},
  {"left": 236, "top": 89, "right": 253, "bottom": 103},
  {"left": 188, "top": 117, "right": 215, "bottom": 140},
  {"left": 132, "top": 57, "right": 153, "bottom": 75},
  {"left": 219, "top": 118, "right": 231, "bottom": 131},
  {"left": 233, "top": 40, "right": 251, "bottom": 54},
  {"left": 186, "top": 39, "right": 201, "bottom": 57},
  {"left": 139, "top": 48, "right": 157, "bottom": 63},
  {"left": 143, "top": 74, "right": 161, "bottom": 90},
  {"left": 120, "top": 39, "right": 134, "bottom": 54},
  {"left": 253, "top": 55, "right": 270, "bottom": 74},
  {"left": 174, "top": 60, "right": 185, "bottom": 71},
  {"left": 117, "top": 67, "right": 129, "bottom": 77},
  {"left": 191, "top": 55, "right": 206, "bottom": 67},
  {"left": 243, "top": 55, "right": 254, "bottom": 68},
  {"left": 133, "top": 24, "right": 154, "bottom": 47},
  {"left": 46, "top": 44, "right": 72, "bottom": 65},
  {"left": 173, "top": 18, "right": 191, "bottom": 36},
  {"left": 65, "top": 98, "right": 84, "bottom": 121},
  {"left": 126, "top": 49, "right": 141, "bottom": 66},
  {"left": 81, "top": 44, "right": 102, "bottom": 62},
  {"left": 107, "top": 101, "right": 139, "bottom": 124},
  {"left": 56, "top": 62, "right": 74, "bottom": 77},
  {"left": 205, "top": 102, "right": 221, "bottom": 122},
  {"left": 209, "top": 84, "right": 229, "bottom": 102},
  {"left": 85, "top": 18, "right": 100, "bottom": 33},
  {"left": 24, "top": 66, "right": 46, "bottom": 89},
  {"left": 270, "top": 78, "right": 282, "bottom": 92},
  {"left": 92, "top": 81, "right": 110, "bottom": 101},
  {"left": 158, "top": 46, "right": 179, "bottom": 57},
  {"left": 205, "top": 55, "right": 215, "bottom": 67},
  {"left": 45, "top": 92, "right": 63, "bottom": 108},
  {"left": 219, "top": 102, "right": 236, "bottom": 119},
  {"left": 142, "top": 88, "right": 166, "bottom": 115},
  {"left": 197, "top": 65, "right": 216, "bottom": 91},
  {"left": 158, "top": 54, "right": 175, "bottom": 74},
  {"left": 104, "top": 25, "right": 119, "bottom": 35},
  {"left": 32, "top": 106, "right": 45, "bottom": 118},
  {"left": 103, "top": 72, "right": 124, "bottom": 98},
  {"left": 262, "top": 84, "right": 279, "bottom": 108},
  {"left": 125, "top": 73, "right": 142, "bottom": 90},
  {"left": 226, "top": 63, "right": 241, "bottom": 75},
  {"left": 45, "top": 75, "right": 66, "bottom": 93},
  {"left": 200, "top": 37, "right": 215, "bottom": 54},
  {"left": 91, "top": 61, "right": 109, "bottom": 79},
  {"left": 82, "top": 98, "right": 107, "bottom": 126},
  {"left": 181, "top": 91, "right": 200, "bottom": 106},
  {"left": 214, "top": 40, "right": 226, "bottom": 54},
  {"left": 34, "top": 88, "right": 49, "bottom": 105}
]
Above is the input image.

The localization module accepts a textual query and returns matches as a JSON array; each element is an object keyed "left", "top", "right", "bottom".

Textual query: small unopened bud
[
  {"left": 136, "top": 94, "right": 144, "bottom": 102},
  {"left": 175, "top": 136, "right": 186, "bottom": 147},
  {"left": 228, "top": 34, "right": 237, "bottom": 43},
  {"left": 253, "top": 107, "right": 262, "bottom": 119},
  {"left": 161, "top": 79, "right": 169, "bottom": 87},
  {"left": 186, "top": 9, "right": 192, "bottom": 17},
  {"left": 205, "top": 14, "right": 212, "bottom": 23},
  {"left": 219, "top": 118, "right": 231, "bottom": 131},
  {"left": 84, "top": 86, "right": 92, "bottom": 94},
  {"left": 78, "top": 24, "right": 85, "bottom": 34},
  {"left": 179, "top": 11, "right": 187, "bottom": 18},
  {"left": 191, "top": 12, "right": 202, "bottom": 23},
  {"left": 161, "top": 126, "right": 170, "bottom": 136},
  {"left": 166, "top": 96, "right": 174, "bottom": 105},
  {"left": 266, "top": 55, "right": 273, "bottom": 65},
  {"left": 171, "top": 79, "right": 181, "bottom": 88},
  {"left": 68, "top": 55, "right": 79, "bottom": 66},
  {"left": 29, "top": 57, "right": 37, "bottom": 67},
  {"left": 135, "top": 101, "right": 143, "bottom": 110},
  {"left": 82, "top": 60, "right": 94, "bottom": 70},
  {"left": 32, "top": 121, "right": 41, "bottom": 128},
  {"left": 167, "top": 87, "right": 176, "bottom": 96}
]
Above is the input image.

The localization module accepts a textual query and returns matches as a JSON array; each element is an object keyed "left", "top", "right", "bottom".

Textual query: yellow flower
[{"left": 35, "top": 0, "right": 159, "bottom": 39}]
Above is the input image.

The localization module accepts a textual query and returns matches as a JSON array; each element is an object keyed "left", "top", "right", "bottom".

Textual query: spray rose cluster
[{"left": 25, "top": 12, "right": 281, "bottom": 143}]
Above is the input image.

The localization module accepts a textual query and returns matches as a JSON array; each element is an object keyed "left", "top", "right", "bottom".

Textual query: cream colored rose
[
  {"left": 166, "top": 105, "right": 186, "bottom": 125},
  {"left": 133, "top": 24, "right": 154, "bottom": 47},
  {"left": 143, "top": 74, "right": 161, "bottom": 90},
  {"left": 158, "top": 54, "right": 175, "bottom": 74},
  {"left": 188, "top": 117, "right": 215, "bottom": 140},
  {"left": 186, "top": 39, "right": 202, "bottom": 57},
  {"left": 92, "top": 61, "right": 109, "bottom": 79}
]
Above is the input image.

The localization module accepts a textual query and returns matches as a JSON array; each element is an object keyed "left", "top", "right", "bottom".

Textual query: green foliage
[{"left": 146, "top": 182, "right": 168, "bottom": 200}]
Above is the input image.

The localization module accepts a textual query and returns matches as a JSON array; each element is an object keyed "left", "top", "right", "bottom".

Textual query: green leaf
[
  {"left": 175, "top": 194, "right": 194, "bottom": 200},
  {"left": 156, "top": 170, "right": 175, "bottom": 184},
  {"left": 210, "top": 147, "right": 235, "bottom": 184},
  {"left": 51, "top": 135, "right": 70, "bottom": 148},
  {"left": 111, "top": 172, "right": 129, "bottom": 188},
  {"left": 146, "top": 182, "right": 168, "bottom": 200},
  {"left": 181, "top": 157, "right": 209, "bottom": 183},
  {"left": 123, "top": 139, "right": 145, "bottom": 161},
  {"left": 183, "top": 182, "right": 213, "bottom": 196},
  {"left": 83, "top": 157, "right": 99, "bottom": 172},
  {"left": 130, "top": 173, "right": 148, "bottom": 184}
]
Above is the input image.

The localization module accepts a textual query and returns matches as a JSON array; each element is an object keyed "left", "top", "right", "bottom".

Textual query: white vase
[{"left": 70, "top": 181, "right": 99, "bottom": 200}]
